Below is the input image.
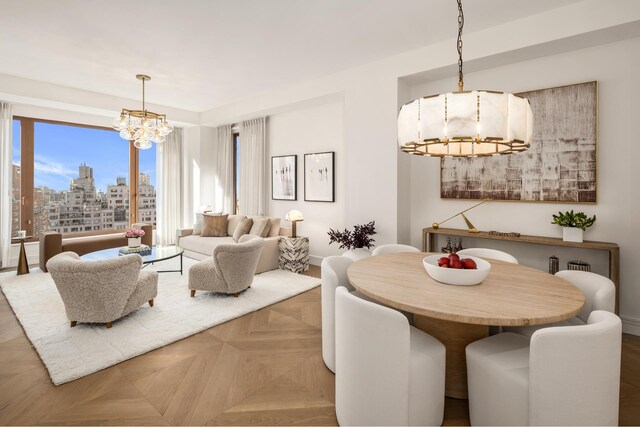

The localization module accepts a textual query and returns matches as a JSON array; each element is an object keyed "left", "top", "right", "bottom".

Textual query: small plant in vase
[
  {"left": 124, "top": 228, "right": 145, "bottom": 248},
  {"left": 328, "top": 221, "right": 376, "bottom": 261},
  {"left": 551, "top": 210, "right": 596, "bottom": 243}
]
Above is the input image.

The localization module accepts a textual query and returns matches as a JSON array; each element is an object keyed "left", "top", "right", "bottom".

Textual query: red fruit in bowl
[
  {"left": 461, "top": 258, "right": 477, "bottom": 270},
  {"left": 449, "top": 253, "right": 460, "bottom": 261},
  {"left": 450, "top": 258, "right": 462, "bottom": 269},
  {"left": 438, "top": 257, "right": 450, "bottom": 267}
]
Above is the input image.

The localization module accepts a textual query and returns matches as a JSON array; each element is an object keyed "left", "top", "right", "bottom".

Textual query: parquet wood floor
[{"left": 0, "top": 265, "right": 639, "bottom": 425}]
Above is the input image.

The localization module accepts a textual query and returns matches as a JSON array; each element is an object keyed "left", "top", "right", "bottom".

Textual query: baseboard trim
[
  {"left": 309, "top": 255, "right": 323, "bottom": 266},
  {"left": 622, "top": 315, "right": 640, "bottom": 336}
]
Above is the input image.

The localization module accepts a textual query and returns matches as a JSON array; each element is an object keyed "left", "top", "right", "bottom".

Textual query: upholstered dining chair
[
  {"left": 47, "top": 252, "right": 158, "bottom": 328},
  {"left": 504, "top": 270, "right": 616, "bottom": 338},
  {"left": 189, "top": 234, "right": 264, "bottom": 297},
  {"left": 335, "top": 286, "right": 446, "bottom": 426},
  {"left": 321, "top": 255, "right": 355, "bottom": 373},
  {"left": 467, "top": 310, "right": 621, "bottom": 426},
  {"left": 456, "top": 247, "right": 519, "bottom": 263},
  {"left": 371, "top": 244, "right": 421, "bottom": 256}
]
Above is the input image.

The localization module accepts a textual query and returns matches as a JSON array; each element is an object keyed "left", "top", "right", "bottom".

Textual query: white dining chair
[
  {"left": 504, "top": 270, "right": 616, "bottom": 338},
  {"left": 456, "top": 247, "right": 518, "bottom": 264},
  {"left": 321, "top": 256, "right": 355, "bottom": 373},
  {"left": 335, "top": 286, "right": 445, "bottom": 426},
  {"left": 372, "top": 244, "right": 421, "bottom": 256},
  {"left": 467, "top": 310, "right": 622, "bottom": 426}
]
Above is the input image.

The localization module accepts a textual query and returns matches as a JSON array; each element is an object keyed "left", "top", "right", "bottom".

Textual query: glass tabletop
[{"left": 80, "top": 245, "right": 184, "bottom": 264}]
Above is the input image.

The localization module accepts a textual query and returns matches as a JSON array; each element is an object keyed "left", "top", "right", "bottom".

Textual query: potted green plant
[
  {"left": 328, "top": 221, "right": 376, "bottom": 261},
  {"left": 551, "top": 210, "right": 596, "bottom": 243}
]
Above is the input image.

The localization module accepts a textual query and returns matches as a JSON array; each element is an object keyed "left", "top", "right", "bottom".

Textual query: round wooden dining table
[{"left": 347, "top": 252, "right": 585, "bottom": 399}]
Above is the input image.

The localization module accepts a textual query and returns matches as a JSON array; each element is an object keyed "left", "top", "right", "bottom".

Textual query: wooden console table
[{"left": 422, "top": 227, "right": 620, "bottom": 313}]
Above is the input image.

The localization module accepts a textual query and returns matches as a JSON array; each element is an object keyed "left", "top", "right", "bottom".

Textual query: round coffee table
[{"left": 80, "top": 245, "right": 184, "bottom": 274}]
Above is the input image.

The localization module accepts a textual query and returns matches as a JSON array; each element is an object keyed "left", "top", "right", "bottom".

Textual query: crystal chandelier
[
  {"left": 112, "top": 74, "right": 174, "bottom": 150},
  {"left": 397, "top": 0, "right": 533, "bottom": 157}
]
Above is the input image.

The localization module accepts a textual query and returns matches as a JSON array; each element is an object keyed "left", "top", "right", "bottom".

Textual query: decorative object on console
[
  {"left": 278, "top": 236, "right": 310, "bottom": 273},
  {"left": 124, "top": 228, "right": 145, "bottom": 248},
  {"left": 285, "top": 209, "right": 304, "bottom": 238},
  {"left": 488, "top": 231, "right": 521, "bottom": 237},
  {"left": 304, "top": 151, "right": 335, "bottom": 202},
  {"left": 441, "top": 81, "right": 597, "bottom": 202},
  {"left": 551, "top": 210, "right": 596, "bottom": 243},
  {"left": 549, "top": 255, "right": 559, "bottom": 274},
  {"left": 432, "top": 198, "right": 491, "bottom": 233},
  {"left": 567, "top": 260, "right": 591, "bottom": 272},
  {"left": 112, "top": 74, "right": 174, "bottom": 150},
  {"left": 328, "top": 221, "right": 376, "bottom": 261},
  {"left": 398, "top": 0, "right": 532, "bottom": 158},
  {"left": 272, "top": 155, "right": 297, "bottom": 200}
]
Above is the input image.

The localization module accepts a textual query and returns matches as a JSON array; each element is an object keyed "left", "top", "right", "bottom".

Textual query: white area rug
[{"left": 0, "top": 257, "right": 320, "bottom": 385}]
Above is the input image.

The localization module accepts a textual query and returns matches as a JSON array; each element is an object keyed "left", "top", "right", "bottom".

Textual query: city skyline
[{"left": 12, "top": 120, "right": 156, "bottom": 193}]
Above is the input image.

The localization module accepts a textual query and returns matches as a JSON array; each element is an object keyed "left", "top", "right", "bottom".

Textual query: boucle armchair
[
  {"left": 46, "top": 252, "right": 158, "bottom": 328},
  {"left": 189, "top": 235, "right": 264, "bottom": 297}
]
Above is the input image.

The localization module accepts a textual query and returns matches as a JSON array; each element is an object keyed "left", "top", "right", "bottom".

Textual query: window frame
[{"left": 12, "top": 116, "right": 148, "bottom": 242}]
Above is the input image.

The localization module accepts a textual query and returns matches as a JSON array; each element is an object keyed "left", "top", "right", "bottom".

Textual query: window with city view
[{"left": 11, "top": 118, "right": 156, "bottom": 238}]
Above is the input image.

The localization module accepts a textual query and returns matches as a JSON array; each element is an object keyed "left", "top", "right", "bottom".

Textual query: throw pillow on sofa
[
  {"left": 249, "top": 217, "right": 271, "bottom": 238},
  {"left": 233, "top": 218, "right": 253, "bottom": 242},
  {"left": 202, "top": 214, "right": 228, "bottom": 237},
  {"left": 194, "top": 211, "right": 222, "bottom": 235},
  {"left": 227, "top": 214, "right": 247, "bottom": 236}
]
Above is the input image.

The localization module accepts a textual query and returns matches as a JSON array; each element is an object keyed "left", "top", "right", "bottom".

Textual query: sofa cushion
[
  {"left": 227, "top": 214, "right": 246, "bottom": 236},
  {"left": 193, "top": 212, "right": 204, "bottom": 235},
  {"left": 250, "top": 217, "right": 271, "bottom": 237},
  {"left": 268, "top": 218, "right": 281, "bottom": 237},
  {"left": 179, "top": 235, "right": 235, "bottom": 256},
  {"left": 233, "top": 218, "right": 253, "bottom": 242},
  {"left": 202, "top": 214, "right": 228, "bottom": 237}
]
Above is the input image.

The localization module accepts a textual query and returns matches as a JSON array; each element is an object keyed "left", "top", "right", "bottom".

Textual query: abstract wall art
[
  {"left": 440, "top": 81, "right": 597, "bottom": 203},
  {"left": 272, "top": 155, "right": 297, "bottom": 200},
  {"left": 304, "top": 151, "right": 335, "bottom": 202}
]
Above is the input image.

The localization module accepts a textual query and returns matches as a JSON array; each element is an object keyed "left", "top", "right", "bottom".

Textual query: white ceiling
[{"left": 0, "top": 0, "right": 581, "bottom": 112}]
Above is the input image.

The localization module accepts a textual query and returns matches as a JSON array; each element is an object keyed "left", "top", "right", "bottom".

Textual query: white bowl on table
[{"left": 422, "top": 255, "right": 491, "bottom": 286}]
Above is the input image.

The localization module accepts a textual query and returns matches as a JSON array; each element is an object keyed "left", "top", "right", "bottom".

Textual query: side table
[
  {"left": 278, "top": 236, "right": 310, "bottom": 273},
  {"left": 12, "top": 236, "right": 33, "bottom": 275}
]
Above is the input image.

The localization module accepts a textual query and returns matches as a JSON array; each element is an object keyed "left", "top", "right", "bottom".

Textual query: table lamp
[{"left": 285, "top": 210, "right": 304, "bottom": 238}]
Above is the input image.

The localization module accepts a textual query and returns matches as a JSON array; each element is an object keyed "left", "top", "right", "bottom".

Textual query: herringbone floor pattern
[{"left": 1, "top": 265, "right": 639, "bottom": 425}]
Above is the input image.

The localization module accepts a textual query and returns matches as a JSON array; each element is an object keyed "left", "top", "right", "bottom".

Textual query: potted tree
[
  {"left": 551, "top": 210, "right": 596, "bottom": 243},
  {"left": 328, "top": 221, "right": 376, "bottom": 261}
]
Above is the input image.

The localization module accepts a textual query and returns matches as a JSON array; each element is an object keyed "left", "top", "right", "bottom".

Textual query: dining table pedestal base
[{"left": 414, "top": 315, "right": 488, "bottom": 399}]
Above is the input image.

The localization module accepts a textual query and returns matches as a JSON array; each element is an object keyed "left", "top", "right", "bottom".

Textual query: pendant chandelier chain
[
  {"left": 457, "top": 0, "right": 464, "bottom": 92},
  {"left": 141, "top": 78, "right": 146, "bottom": 112}
]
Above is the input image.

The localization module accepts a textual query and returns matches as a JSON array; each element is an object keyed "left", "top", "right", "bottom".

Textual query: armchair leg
[
  {"left": 106, "top": 322, "right": 113, "bottom": 329},
  {"left": 190, "top": 289, "right": 196, "bottom": 297},
  {"left": 149, "top": 299, "right": 154, "bottom": 307},
  {"left": 70, "top": 321, "right": 77, "bottom": 328},
  {"left": 231, "top": 292, "right": 240, "bottom": 297}
]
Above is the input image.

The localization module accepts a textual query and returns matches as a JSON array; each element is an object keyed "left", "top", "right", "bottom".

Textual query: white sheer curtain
[
  {"left": 239, "top": 117, "right": 267, "bottom": 216},
  {"left": 156, "top": 127, "right": 183, "bottom": 245},
  {"left": 0, "top": 102, "right": 12, "bottom": 268},
  {"left": 212, "top": 124, "right": 234, "bottom": 213}
]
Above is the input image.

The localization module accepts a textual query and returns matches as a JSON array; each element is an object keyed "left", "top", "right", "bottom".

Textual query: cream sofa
[{"left": 177, "top": 215, "right": 291, "bottom": 274}]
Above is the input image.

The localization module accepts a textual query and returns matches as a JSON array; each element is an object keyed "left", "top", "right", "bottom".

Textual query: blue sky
[{"left": 12, "top": 120, "right": 156, "bottom": 192}]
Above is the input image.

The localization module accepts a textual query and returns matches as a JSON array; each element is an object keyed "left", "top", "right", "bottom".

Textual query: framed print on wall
[
  {"left": 440, "top": 81, "right": 598, "bottom": 203},
  {"left": 272, "top": 155, "right": 297, "bottom": 200},
  {"left": 304, "top": 151, "right": 335, "bottom": 202}
]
